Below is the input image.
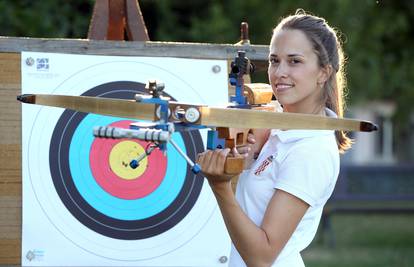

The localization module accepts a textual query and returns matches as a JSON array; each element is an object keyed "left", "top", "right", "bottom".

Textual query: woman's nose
[{"left": 270, "top": 62, "right": 288, "bottom": 79}]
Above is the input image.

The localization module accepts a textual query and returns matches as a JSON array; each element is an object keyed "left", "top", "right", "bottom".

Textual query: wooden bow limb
[
  {"left": 17, "top": 94, "right": 156, "bottom": 121},
  {"left": 17, "top": 93, "right": 378, "bottom": 132},
  {"left": 17, "top": 93, "right": 378, "bottom": 175},
  {"left": 199, "top": 106, "right": 377, "bottom": 132}
]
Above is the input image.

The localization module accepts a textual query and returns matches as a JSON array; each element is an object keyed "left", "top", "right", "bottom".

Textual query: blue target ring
[
  {"left": 49, "top": 81, "right": 205, "bottom": 239},
  {"left": 70, "top": 114, "right": 187, "bottom": 220}
]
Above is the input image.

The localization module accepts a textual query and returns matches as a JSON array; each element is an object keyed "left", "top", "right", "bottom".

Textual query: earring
[{"left": 317, "top": 81, "right": 324, "bottom": 89}]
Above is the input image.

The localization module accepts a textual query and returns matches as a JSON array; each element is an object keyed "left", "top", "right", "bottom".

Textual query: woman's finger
[
  {"left": 211, "top": 148, "right": 229, "bottom": 168},
  {"left": 247, "top": 132, "right": 256, "bottom": 144},
  {"left": 218, "top": 148, "right": 231, "bottom": 173},
  {"left": 197, "top": 150, "right": 211, "bottom": 169},
  {"left": 236, "top": 145, "right": 251, "bottom": 156},
  {"left": 220, "top": 148, "right": 231, "bottom": 160},
  {"left": 196, "top": 151, "right": 205, "bottom": 162},
  {"left": 232, "top": 147, "right": 245, "bottom": 158}
]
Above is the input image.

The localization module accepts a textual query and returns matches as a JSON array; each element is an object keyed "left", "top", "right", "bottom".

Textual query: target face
[
  {"left": 49, "top": 81, "right": 204, "bottom": 240},
  {"left": 21, "top": 53, "right": 230, "bottom": 265}
]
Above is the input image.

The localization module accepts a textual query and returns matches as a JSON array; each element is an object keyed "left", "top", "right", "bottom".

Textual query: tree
[{"left": 1, "top": 0, "right": 413, "bottom": 160}]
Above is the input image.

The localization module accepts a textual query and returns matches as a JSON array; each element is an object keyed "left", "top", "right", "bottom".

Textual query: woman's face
[{"left": 268, "top": 29, "right": 327, "bottom": 114}]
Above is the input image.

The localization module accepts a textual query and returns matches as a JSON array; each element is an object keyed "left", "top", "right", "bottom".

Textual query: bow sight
[{"left": 229, "top": 50, "right": 255, "bottom": 107}]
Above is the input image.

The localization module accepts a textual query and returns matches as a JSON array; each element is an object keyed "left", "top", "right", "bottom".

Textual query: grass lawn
[{"left": 302, "top": 214, "right": 414, "bottom": 267}]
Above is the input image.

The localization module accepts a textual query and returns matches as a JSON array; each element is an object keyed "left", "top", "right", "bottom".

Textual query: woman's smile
[{"left": 275, "top": 83, "right": 294, "bottom": 93}]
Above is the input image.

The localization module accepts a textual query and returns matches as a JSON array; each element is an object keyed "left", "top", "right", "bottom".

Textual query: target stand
[{"left": 0, "top": 1, "right": 271, "bottom": 265}]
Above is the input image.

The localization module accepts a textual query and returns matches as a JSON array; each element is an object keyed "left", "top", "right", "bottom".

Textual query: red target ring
[{"left": 89, "top": 120, "right": 167, "bottom": 200}]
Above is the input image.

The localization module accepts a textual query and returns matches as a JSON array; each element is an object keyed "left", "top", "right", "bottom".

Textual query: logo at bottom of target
[{"left": 26, "top": 249, "right": 45, "bottom": 262}]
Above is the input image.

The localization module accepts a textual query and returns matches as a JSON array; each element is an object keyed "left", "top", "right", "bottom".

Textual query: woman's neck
[{"left": 283, "top": 104, "right": 326, "bottom": 116}]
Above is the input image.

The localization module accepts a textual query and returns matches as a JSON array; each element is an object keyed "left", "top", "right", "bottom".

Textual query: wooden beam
[
  {"left": 0, "top": 37, "right": 269, "bottom": 61},
  {"left": 0, "top": 52, "right": 21, "bottom": 266},
  {"left": 0, "top": 239, "right": 20, "bottom": 264}
]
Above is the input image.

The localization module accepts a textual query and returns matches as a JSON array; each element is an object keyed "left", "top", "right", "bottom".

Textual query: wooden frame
[
  {"left": 0, "top": 36, "right": 269, "bottom": 265},
  {"left": 0, "top": 37, "right": 269, "bottom": 60}
]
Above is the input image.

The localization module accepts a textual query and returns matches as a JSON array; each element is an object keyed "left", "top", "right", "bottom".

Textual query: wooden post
[{"left": 88, "top": 0, "right": 149, "bottom": 41}]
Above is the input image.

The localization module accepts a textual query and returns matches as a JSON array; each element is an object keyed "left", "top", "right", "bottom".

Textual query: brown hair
[{"left": 274, "top": 9, "right": 352, "bottom": 152}]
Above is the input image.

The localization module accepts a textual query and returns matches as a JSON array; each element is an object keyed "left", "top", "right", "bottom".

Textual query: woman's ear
[{"left": 317, "top": 64, "right": 333, "bottom": 84}]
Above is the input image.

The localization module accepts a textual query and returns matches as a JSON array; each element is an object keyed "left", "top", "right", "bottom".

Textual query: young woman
[{"left": 196, "top": 10, "right": 352, "bottom": 267}]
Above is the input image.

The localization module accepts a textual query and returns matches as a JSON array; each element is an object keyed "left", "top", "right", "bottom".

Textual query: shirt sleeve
[{"left": 273, "top": 144, "right": 336, "bottom": 206}]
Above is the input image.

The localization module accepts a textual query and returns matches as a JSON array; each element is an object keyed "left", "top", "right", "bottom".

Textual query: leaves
[{"left": 1, "top": 0, "right": 413, "bottom": 159}]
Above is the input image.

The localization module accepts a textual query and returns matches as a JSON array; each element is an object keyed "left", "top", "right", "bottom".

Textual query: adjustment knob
[{"left": 184, "top": 107, "right": 200, "bottom": 123}]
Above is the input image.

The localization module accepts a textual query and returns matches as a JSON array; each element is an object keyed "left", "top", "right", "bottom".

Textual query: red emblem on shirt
[{"left": 254, "top": 155, "right": 274, "bottom": 176}]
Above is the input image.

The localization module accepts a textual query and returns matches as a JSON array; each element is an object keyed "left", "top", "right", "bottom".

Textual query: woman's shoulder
[
  {"left": 279, "top": 132, "right": 339, "bottom": 169},
  {"left": 292, "top": 131, "right": 338, "bottom": 153}
]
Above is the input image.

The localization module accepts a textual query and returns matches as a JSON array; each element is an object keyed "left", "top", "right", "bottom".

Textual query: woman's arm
[
  {"left": 212, "top": 182, "right": 308, "bottom": 267},
  {"left": 197, "top": 149, "right": 309, "bottom": 267}
]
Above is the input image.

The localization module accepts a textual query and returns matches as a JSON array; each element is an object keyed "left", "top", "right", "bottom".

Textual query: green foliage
[
  {"left": 304, "top": 214, "right": 414, "bottom": 267},
  {"left": 150, "top": 1, "right": 414, "bottom": 139},
  {"left": 150, "top": 2, "right": 413, "bottom": 93},
  {"left": 0, "top": 0, "right": 93, "bottom": 38},
  {"left": 1, "top": 0, "right": 413, "bottom": 159}
]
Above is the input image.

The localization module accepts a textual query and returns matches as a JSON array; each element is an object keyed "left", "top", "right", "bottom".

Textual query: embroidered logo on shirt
[{"left": 254, "top": 155, "right": 275, "bottom": 176}]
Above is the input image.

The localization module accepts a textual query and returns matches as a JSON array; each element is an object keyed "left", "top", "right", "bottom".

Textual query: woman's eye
[
  {"left": 269, "top": 58, "right": 279, "bottom": 64},
  {"left": 290, "top": 59, "right": 301, "bottom": 64}
]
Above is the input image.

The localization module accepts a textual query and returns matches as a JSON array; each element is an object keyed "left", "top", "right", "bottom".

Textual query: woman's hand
[
  {"left": 197, "top": 129, "right": 270, "bottom": 186},
  {"left": 196, "top": 148, "right": 234, "bottom": 187},
  {"left": 237, "top": 129, "right": 270, "bottom": 169},
  {"left": 197, "top": 136, "right": 254, "bottom": 185},
  {"left": 250, "top": 129, "right": 270, "bottom": 157},
  {"left": 236, "top": 133, "right": 256, "bottom": 169}
]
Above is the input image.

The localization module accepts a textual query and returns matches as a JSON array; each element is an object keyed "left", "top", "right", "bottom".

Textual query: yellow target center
[{"left": 109, "top": 141, "right": 148, "bottom": 180}]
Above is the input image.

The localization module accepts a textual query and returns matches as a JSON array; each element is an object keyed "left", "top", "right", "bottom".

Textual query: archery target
[{"left": 22, "top": 52, "right": 230, "bottom": 265}]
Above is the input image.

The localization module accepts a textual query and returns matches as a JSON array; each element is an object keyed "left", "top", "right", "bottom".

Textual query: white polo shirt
[{"left": 229, "top": 108, "right": 340, "bottom": 267}]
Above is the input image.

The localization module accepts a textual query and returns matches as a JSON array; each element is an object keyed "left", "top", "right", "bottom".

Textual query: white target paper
[{"left": 21, "top": 52, "right": 231, "bottom": 266}]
